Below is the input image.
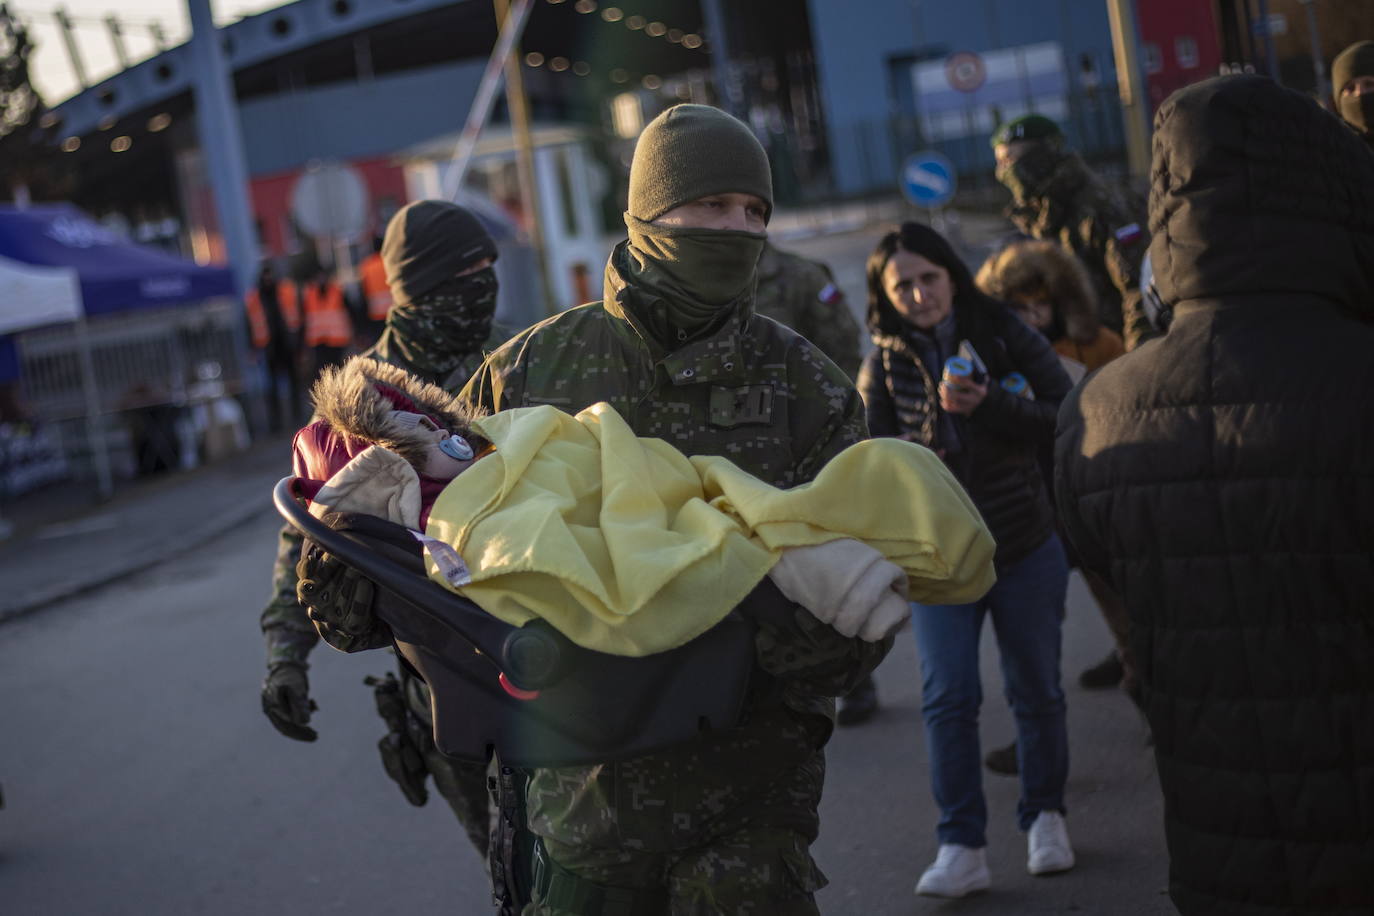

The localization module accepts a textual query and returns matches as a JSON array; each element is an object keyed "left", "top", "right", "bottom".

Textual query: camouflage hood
[
  {"left": 309, "top": 356, "right": 487, "bottom": 471},
  {"left": 1004, "top": 149, "right": 1119, "bottom": 238}
]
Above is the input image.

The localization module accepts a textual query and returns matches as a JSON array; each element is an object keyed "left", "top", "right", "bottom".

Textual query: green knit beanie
[
  {"left": 627, "top": 105, "right": 773, "bottom": 223},
  {"left": 1332, "top": 41, "right": 1374, "bottom": 96}
]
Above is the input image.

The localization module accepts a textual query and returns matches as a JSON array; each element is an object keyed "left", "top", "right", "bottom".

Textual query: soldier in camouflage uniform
[
  {"left": 752, "top": 242, "right": 880, "bottom": 725},
  {"left": 992, "top": 115, "right": 1155, "bottom": 351},
  {"left": 461, "top": 104, "right": 890, "bottom": 915},
  {"left": 260, "top": 199, "right": 515, "bottom": 860},
  {"left": 753, "top": 242, "right": 862, "bottom": 379}
]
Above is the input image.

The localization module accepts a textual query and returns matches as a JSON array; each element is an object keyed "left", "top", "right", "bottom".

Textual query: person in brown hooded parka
[
  {"left": 1056, "top": 75, "right": 1374, "bottom": 914},
  {"left": 976, "top": 240, "right": 1125, "bottom": 376}
]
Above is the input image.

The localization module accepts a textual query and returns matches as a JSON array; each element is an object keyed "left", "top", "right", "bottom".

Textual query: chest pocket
[{"left": 709, "top": 384, "right": 775, "bottom": 429}]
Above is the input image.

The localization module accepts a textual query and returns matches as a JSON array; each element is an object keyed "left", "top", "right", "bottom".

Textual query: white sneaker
[
  {"left": 915, "top": 843, "right": 991, "bottom": 898},
  {"left": 1026, "top": 810, "right": 1075, "bottom": 875}
]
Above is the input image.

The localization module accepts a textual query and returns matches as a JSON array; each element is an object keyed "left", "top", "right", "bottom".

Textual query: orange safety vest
[
  {"left": 359, "top": 253, "right": 394, "bottom": 321},
  {"left": 244, "top": 281, "right": 300, "bottom": 349},
  {"left": 302, "top": 281, "right": 352, "bottom": 347}
]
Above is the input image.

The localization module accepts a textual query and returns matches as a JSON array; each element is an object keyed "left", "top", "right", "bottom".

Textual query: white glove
[{"left": 766, "top": 538, "right": 910, "bottom": 642}]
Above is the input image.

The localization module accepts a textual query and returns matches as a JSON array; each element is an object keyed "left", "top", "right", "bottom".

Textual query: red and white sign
[{"left": 945, "top": 51, "right": 987, "bottom": 93}]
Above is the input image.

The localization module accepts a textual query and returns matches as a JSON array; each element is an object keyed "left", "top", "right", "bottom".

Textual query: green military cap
[{"left": 990, "top": 114, "right": 1064, "bottom": 148}]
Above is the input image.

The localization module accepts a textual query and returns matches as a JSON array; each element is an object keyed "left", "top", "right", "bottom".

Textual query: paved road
[{"left": 1, "top": 512, "right": 1172, "bottom": 915}]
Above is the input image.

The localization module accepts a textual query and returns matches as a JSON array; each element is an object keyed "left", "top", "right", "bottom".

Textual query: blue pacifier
[{"left": 438, "top": 435, "right": 474, "bottom": 461}]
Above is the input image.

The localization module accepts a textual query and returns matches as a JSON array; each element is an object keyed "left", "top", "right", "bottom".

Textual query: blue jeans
[{"left": 911, "top": 533, "right": 1069, "bottom": 848}]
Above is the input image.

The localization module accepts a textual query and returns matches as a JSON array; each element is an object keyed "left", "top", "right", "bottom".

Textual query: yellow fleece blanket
[{"left": 424, "top": 403, "right": 995, "bottom": 656}]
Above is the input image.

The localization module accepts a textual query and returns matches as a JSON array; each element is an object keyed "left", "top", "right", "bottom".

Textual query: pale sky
[{"left": 15, "top": 0, "right": 287, "bottom": 104}]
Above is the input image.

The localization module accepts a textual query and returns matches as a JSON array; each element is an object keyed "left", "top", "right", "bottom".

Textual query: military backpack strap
[
  {"left": 363, "top": 671, "right": 430, "bottom": 806},
  {"left": 488, "top": 761, "right": 540, "bottom": 915}
]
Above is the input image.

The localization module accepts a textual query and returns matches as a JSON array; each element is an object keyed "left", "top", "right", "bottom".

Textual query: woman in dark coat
[
  {"left": 1056, "top": 75, "right": 1374, "bottom": 914},
  {"left": 856, "top": 222, "right": 1075, "bottom": 898}
]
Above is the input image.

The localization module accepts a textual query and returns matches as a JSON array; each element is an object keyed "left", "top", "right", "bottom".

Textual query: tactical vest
[{"left": 481, "top": 303, "right": 859, "bottom": 490}]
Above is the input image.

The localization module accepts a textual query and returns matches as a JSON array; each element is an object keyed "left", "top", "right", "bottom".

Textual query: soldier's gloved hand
[
  {"left": 768, "top": 539, "right": 911, "bottom": 642},
  {"left": 296, "top": 541, "right": 386, "bottom": 651},
  {"left": 261, "top": 661, "right": 319, "bottom": 742}
]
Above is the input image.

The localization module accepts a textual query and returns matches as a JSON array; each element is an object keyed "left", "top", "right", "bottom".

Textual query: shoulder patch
[
  {"left": 1113, "top": 223, "right": 1142, "bottom": 245},
  {"left": 818, "top": 283, "right": 844, "bottom": 305}
]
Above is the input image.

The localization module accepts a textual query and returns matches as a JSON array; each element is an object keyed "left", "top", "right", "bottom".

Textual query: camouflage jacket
[
  {"left": 259, "top": 322, "right": 518, "bottom": 675},
  {"left": 462, "top": 243, "right": 890, "bottom": 850},
  {"left": 753, "top": 242, "right": 863, "bottom": 379},
  {"left": 1005, "top": 152, "right": 1155, "bottom": 350}
]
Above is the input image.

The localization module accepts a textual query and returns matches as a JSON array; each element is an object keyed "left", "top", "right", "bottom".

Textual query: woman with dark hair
[{"left": 857, "top": 222, "right": 1075, "bottom": 898}]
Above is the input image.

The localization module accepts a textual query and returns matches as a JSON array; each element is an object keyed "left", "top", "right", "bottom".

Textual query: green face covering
[
  {"left": 996, "top": 142, "right": 1065, "bottom": 202},
  {"left": 623, "top": 214, "right": 766, "bottom": 339},
  {"left": 1339, "top": 93, "right": 1374, "bottom": 137},
  {"left": 381, "top": 267, "right": 498, "bottom": 379}
]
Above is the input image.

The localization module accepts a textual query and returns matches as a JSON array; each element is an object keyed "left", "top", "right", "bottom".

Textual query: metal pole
[
  {"left": 441, "top": 0, "right": 535, "bottom": 198},
  {"left": 1256, "top": 0, "right": 1279, "bottom": 82},
  {"left": 1105, "top": 0, "right": 1152, "bottom": 181},
  {"left": 184, "top": 0, "right": 257, "bottom": 296},
  {"left": 185, "top": 0, "right": 259, "bottom": 435},
  {"left": 52, "top": 9, "right": 89, "bottom": 91},
  {"left": 493, "top": 0, "right": 555, "bottom": 315},
  {"left": 1298, "top": 0, "right": 1327, "bottom": 100},
  {"left": 699, "top": 0, "right": 740, "bottom": 117},
  {"left": 105, "top": 15, "right": 129, "bottom": 70},
  {"left": 73, "top": 315, "right": 113, "bottom": 499}
]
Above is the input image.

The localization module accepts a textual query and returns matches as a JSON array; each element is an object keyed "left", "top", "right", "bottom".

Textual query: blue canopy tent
[
  {"left": 0, "top": 206, "right": 239, "bottom": 497},
  {"left": 0, "top": 205, "right": 235, "bottom": 323}
]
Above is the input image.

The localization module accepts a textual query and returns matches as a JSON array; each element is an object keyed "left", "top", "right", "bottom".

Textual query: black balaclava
[
  {"left": 996, "top": 138, "right": 1069, "bottom": 203},
  {"left": 379, "top": 201, "right": 499, "bottom": 378}
]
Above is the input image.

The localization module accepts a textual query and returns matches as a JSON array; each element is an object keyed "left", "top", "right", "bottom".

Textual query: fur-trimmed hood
[
  {"left": 309, "top": 356, "right": 488, "bottom": 472},
  {"left": 975, "top": 240, "right": 1099, "bottom": 344}
]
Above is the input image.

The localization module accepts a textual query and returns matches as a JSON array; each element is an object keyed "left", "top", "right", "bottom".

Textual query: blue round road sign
[{"left": 901, "top": 152, "right": 957, "bottom": 208}]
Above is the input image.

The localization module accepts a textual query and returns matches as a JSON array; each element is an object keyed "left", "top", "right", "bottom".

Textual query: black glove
[
  {"left": 296, "top": 540, "right": 390, "bottom": 652},
  {"left": 261, "top": 661, "right": 319, "bottom": 742}
]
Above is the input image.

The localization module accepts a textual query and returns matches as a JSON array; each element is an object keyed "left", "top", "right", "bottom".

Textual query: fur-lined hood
[
  {"left": 975, "top": 240, "right": 1099, "bottom": 344},
  {"left": 309, "top": 356, "right": 488, "bottom": 472}
]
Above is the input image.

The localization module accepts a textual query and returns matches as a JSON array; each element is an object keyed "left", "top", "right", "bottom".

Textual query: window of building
[
  {"left": 1175, "top": 36, "right": 1199, "bottom": 69},
  {"left": 1143, "top": 42, "right": 1163, "bottom": 75}
]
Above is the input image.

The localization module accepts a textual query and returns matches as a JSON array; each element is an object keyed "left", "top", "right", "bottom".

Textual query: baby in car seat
[{"left": 292, "top": 356, "right": 995, "bottom": 657}]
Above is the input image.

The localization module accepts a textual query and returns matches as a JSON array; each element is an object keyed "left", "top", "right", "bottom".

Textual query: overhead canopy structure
[{"left": 0, "top": 205, "right": 235, "bottom": 333}]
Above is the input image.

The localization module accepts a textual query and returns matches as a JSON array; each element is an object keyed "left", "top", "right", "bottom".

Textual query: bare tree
[{"left": 1, "top": 4, "right": 65, "bottom": 204}]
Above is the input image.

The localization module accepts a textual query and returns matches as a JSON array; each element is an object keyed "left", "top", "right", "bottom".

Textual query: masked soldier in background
[
  {"left": 1332, "top": 40, "right": 1374, "bottom": 150},
  {"left": 992, "top": 114, "right": 1155, "bottom": 351},
  {"left": 752, "top": 243, "right": 881, "bottom": 725},
  {"left": 753, "top": 242, "right": 863, "bottom": 379},
  {"left": 456, "top": 104, "right": 889, "bottom": 915},
  {"left": 259, "top": 199, "right": 514, "bottom": 861}
]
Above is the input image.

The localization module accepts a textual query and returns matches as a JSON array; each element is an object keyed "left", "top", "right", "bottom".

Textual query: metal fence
[
  {"left": 15, "top": 300, "right": 253, "bottom": 484},
  {"left": 18, "top": 300, "right": 248, "bottom": 420}
]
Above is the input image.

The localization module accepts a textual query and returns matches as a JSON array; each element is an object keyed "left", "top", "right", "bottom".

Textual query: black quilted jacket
[
  {"left": 859, "top": 301, "right": 1071, "bottom": 567},
  {"left": 1055, "top": 76, "right": 1374, "bottom": 915}
]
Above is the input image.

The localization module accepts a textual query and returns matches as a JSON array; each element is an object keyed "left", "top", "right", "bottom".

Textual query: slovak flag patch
[
  {"left": 818, "top": 283, "right": 844, "bottom": 305},
  {"left": 1114, "top": 223, "right": 1142, "bottom": 245}
]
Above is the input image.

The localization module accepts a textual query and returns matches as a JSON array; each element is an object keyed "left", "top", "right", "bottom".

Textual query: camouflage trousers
[
  {"left": 426, "top": 747, "right": 495, "bottom": 860},
  {"left": 523, "top": 827, "right": 825, "bottom": 915}
]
